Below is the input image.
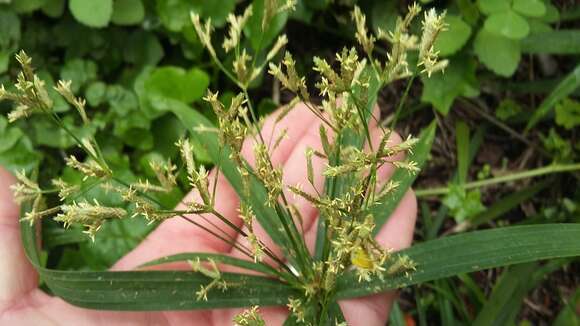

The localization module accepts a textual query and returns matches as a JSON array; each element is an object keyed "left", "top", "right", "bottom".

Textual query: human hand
[{"left": 0, "top": 104, "right": 417, "bottom": 325}]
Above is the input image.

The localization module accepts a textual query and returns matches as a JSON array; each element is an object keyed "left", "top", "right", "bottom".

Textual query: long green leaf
[
  {"left": 139, "top": 252, "right": 277, "bottom": 276},
  {"left": 42, "top": 269, "right": 295, "bottom": 310},
  {"left": 526, "top": 64, "right": 580, "bottom": 131},
  {"left": 472, "top": 263, "right": 536, "bottom": 326},
  {"left": 521, "top": 30, "right": 580, "bottom": 54},
  {"left": 473, "top": 259, "right": 569, "bottom": 326},
  {"left": 20, "top": 207, "right": 297, "bottom": 310},
  {"left": 335, "top": 224, "right": 580, "bottom": 299},
  {"left": 370, "top": 121, "right": 437, "bottom": 233}
]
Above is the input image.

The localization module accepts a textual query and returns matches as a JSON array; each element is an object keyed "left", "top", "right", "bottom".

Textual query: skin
[{"left": 0, "top": 104, "right": 416, "bottom": 325}]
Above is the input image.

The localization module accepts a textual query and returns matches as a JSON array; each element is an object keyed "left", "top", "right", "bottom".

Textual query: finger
[
  {"left": 0, "top": 167, "right": 38, "bottom": 311},
  {"left": 113, "top": 104, "right": 318, "bottom": 270},
  {"left": 339, "top": 189, "right": 417, "bottom": 326}
]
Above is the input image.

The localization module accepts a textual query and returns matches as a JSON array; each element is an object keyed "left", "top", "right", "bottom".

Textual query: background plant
[{"left": 0, "top": 0, "right": 579, "bottom": 325}]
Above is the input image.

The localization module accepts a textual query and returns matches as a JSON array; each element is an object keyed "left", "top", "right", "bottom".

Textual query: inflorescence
[{"left": 1, "top": 1, "right": 447, "bottom": 324}]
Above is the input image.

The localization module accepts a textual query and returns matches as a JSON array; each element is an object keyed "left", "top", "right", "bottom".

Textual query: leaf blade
[{"left": 336, "top": 224, "right": 580, "bottom": 299}]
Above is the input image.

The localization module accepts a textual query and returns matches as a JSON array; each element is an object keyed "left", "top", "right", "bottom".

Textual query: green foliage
[
  {"left": 443, "top": 184, "right": 486, "bottom": 223},
  {"left": 0, "top": 116, "right": 40, "bottom": 172},
  {"left": 474, "top": 28, "right": 521, "bottom": 77},
  {"left": 1, "top": 0, "right": 579, "bottom": 324},
  {"left": 434, "top": 15, "right": 472, "bottom": 57},
  {"left": 144, "top": 66, "right": 210, "bottom": 103},
  {"left": 421, "top": 56, "right": 478, "bottom": 114},
  {"left": 495, "top": 99, "right": 522, "bottom": 121},
  {"left": 69, "top": 0, "right": 113, "bottom": 28},
  {"left": 555, "top": 98, "right": 580, "bottom": 129},
  {"left": 111, "top": 0, "right": 145, "bottom": 26}
]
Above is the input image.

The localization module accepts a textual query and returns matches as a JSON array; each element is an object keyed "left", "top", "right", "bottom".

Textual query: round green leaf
[
  {"left": 477, "top": 0, "right": 510, "bottom": 15},
  {"left": 474, "top": 29, "right": 521, "bottom": 77},
  {"left": 69, "top": 0, "right": 113, "bottom": 28},
  {"left": 484, "top": 10, "right": 530, "bottom": 40},
  {"left": 434, "top": 15, "right": 472, "bottom": 56},
  {"left": 145, "top": 66, "right": 210, "bottom": 103},
  {"left": 10, "top": 0, "right": 48, "bottom": 13},
  {"left": 111, "top": 0, "right": 145, "bottom": 26},
  {"left": 512, "top": 0, "right": 546, "bottom": 18},
  {"left": 85, "top": 81, "right": 107, "bottom": 107}
]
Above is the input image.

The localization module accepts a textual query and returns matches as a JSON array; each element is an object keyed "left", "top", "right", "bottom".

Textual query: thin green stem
[{"left": 416, "top": 163, "right": 580, "bottom": 197}]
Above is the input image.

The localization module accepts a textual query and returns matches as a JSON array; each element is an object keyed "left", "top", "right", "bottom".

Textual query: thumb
[{"left": 0, "top": 167, "right": 38, "bottom": 312}]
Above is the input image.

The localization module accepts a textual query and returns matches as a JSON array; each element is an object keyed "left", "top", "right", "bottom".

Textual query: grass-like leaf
[
  {"left": 335, "top": 224, "right": 580, "bottom": 299},
  {"left": 20, "top": 212, "right": 298, "bottom": 310},
  {"left": 526, "top": 63, "right": 580, "bottom": 131}
]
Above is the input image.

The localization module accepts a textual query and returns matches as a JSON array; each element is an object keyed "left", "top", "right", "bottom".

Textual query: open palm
[{"left": 0, "top": 104, "right": 417, "bottom": 325}]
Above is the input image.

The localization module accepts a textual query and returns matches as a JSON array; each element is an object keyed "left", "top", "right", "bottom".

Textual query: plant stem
[{"left": 416, "top": 163, "right": 580, "bottom": 197}]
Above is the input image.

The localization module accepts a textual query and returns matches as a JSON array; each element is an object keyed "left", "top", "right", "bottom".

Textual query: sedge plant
[{"left": 1, "top": 1, "right": 451, "bottom": 324}]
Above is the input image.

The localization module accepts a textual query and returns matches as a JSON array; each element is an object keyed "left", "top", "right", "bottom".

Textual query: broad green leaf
[
  {"left": 526, "top": 64, "right": 580, "bottom": 131},
  {"left": 0, "top": 51, "right": 10, "bottom": 74},
  {"left": 156, "top": 0, "right": 198, "bottom": 32},
  {"left": 0, "top": 9, "right": 20, "bottom": 49},
  {"left": 370, "top": 121, "right": 437, "bottom": 233},
  {"left": 421, "top": 56, "right": 479, "bottom": 114},
  {"left": 41, "top": 0, "right": 65, "bottom": 17},
  {"left": 111, "top": 0, "right": 145, "bottom": 26},
  {"left": 200, "top": 0, "right": 236, "bottom": 27},
  {"left": 85, "top": 81, "right": 107, "bottom": 107},
  {"left": 0, "top": 9, "right": 19, "bottom": 73},
  {"left": 106, "top": 85, "right": 139, "bottom": 116},
  {"left": 521, "top": 30, "right": 580, "bottom": 54},
  {"left": 512, "top": 0, "right": 546, "bottom": 18},
  {"left": 336, "top": 224, "right": 580, "bottom": 299},
  {"left": 29, "top": 115, "right": 99, "bottom": 148},
  {"left": 123, "top": 31, "right": 164, "bottom": 66},
  {"left": 542, "top": 3, "right": 561, "bottom": 23},
  {"left": 371, "top": 0, "right": 398, "bottom": 35},
  {"left": 145, "top": 66, "right": 209, "bottom": 104},
  {"left": 457, "top": 0, "right": 480, "bottom": 25},
  {"left": 474, "top": 29, "right": 521, "bottom": 77},
  {"left": 434, "top": 15, "right": 472, "bottom": 56},
  {"left": 0, "top": 116, "right": 23, "bottom": 152},
  {"left": 555, "top": 98, "right": 580, "bottom": 129},
  {"left": 477, "top": 0, "right": 510, "bottom": 15},
  {"left": 484, "top": 10, "right": 530, "bottom": 40},
  {"left": 0, "top": 117, "right": 41, "bottom": 173},
  {"left": 60, "top": 59, "right": 98, "bottom": 92},
  {"left": 10, "top": 0, "right": 47, "bottom": 13},
  {"left": 69, "top": 0, "right": 113, "bottom": 28}
]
